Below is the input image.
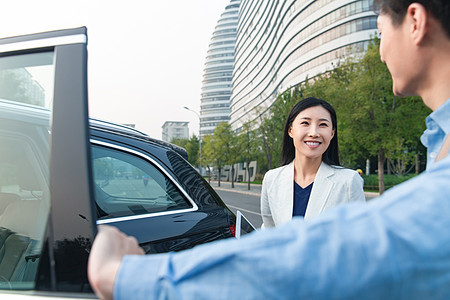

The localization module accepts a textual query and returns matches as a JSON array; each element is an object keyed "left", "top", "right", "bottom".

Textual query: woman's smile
[{"left": 305, "top": 141, "right": 321, "bottom": 148}]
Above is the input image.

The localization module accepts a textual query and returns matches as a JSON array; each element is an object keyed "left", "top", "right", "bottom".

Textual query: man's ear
[{"left": 406, "top": 3, "right": 428, "bottom": 45}]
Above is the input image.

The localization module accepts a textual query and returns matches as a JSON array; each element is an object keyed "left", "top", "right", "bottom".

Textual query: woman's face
[{"left": 288, "top": 105, "right": 335, "bottom": 161}]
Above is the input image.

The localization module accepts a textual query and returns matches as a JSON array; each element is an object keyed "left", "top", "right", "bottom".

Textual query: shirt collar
[
  {"left": 426, "top": 98, "right": 450, "bottom": 135},
  {"left": 422, "top": 99, "right": 450, "bottom": 148}
]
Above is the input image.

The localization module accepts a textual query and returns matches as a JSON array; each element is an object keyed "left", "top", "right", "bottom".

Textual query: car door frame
[{"left": 0, "top": 27, "right": 97, "bottom": 296}]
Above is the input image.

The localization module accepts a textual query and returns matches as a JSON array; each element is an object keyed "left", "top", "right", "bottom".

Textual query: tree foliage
[
  {"left": 171, "top": 134, "right": 200, "bottom": 166},
  {"left": 325, "top": 38, "right": 429, "bottom": 193},
  {"left": 255, "top": 88, "right": 301, "bottom": 170},
  {"left": 201, "top": 134, "right": 215, "bottom": 183},
  {"left": 210, "top": 122, "right": 237, "bottom": 187},
  {"left": 237, "top": 121, "right": 261, "bottom": 189}
]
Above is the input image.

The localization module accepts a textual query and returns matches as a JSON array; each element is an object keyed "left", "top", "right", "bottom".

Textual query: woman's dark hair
[
  {"left": 281, "top": 97, "right": 340, "bottom": 166},
  {"left": 374, "top": 0, "right": 450, "bottom": 38}
]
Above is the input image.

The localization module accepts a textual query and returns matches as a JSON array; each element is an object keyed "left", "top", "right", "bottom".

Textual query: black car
[
  {"left": 0, "top": 27, "right": 251, "bottom": 298},
  {"left": 90, "top": 118, "right": 237, "bottom": 253}
]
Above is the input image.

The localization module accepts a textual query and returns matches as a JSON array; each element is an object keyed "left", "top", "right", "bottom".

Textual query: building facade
[
  {"left": 161, "top": 121, "right": 189, "bottom": 142},
  {"left": 199, "top": 0, "right": 240, "bottom": 138},
  {"left": 230, "top": 0, "right": 377, "bottom": 131}
]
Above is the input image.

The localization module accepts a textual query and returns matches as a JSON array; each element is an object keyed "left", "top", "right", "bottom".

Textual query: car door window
[
  {"left": 91, "top": 144, "right": 193, "bottom": 220},
  {"left": 1, "top": 28, "right": 96, "bottom": 294},
  {"left": 0, "top": 52, "right": 53, "bottom": 290}
]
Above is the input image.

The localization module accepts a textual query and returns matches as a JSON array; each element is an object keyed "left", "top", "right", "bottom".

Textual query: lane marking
[{"left": 226, "top": 204, "right": 260, "bottom": 216}]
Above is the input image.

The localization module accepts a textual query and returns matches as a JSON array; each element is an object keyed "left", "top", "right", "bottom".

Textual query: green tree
[
  {"left": 322, "top": 38, "right": 429, "bottom": 193},
  {"left": 201, "top": 135, "right": 214, "bottom": 183},
  {"left": 257, "top": 110, "right": 278, "bottom": 171},
  {"left": 211, "top": 122, "right": 237, "bottom": 187},
  {"left": 170, "top": 137, "right": 188, "bottom": 149},
  {"left": 171, "top": 135, "right": 200, "bottom": 167},
  {"left": 185, "top": 135, "right": 200, "bottom": 166},
  {"left": 257, "top": 91, "right": 290, "bottom": 170},
  {"left": 237, "top": 122, "right": 260, "bottom": 189}
]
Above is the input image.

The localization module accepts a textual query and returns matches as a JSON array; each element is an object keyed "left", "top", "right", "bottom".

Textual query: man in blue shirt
[{"left": 88, "top": 1, "right": 450, "bottom": 299}]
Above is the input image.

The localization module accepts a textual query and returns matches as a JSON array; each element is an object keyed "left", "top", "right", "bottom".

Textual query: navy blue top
[{"left": 293, "top": 181, "right": 313, "bottom": 217}]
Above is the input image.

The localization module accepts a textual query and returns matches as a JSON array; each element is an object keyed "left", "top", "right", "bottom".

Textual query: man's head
[
  {"left": 374, "top": 0, "right": 450, "bottom": 37},
  {"left": 375, "top": 0, "right": 450, "bottom": 108}
]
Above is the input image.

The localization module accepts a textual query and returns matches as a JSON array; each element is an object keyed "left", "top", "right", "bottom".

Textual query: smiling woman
[{"left": 260, "top": 97, "right": 366, "bottom": 228}]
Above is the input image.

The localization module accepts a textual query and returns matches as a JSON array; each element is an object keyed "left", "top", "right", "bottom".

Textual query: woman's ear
[{"left": 288, "top": 126, "right": 293, "bottom": 138}]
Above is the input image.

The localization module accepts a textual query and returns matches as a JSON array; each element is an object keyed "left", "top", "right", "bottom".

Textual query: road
[{"left": 215, "top": 189, "right": 263, "bottom": 229}]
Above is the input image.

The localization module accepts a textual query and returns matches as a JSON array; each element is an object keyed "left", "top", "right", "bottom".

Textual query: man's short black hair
[{"left": 374, "top": 0, "right": 450, "bottom": 38}]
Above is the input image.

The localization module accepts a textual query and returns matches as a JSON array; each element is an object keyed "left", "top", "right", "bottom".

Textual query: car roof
[
  {"left": 89, "top": 118, "right": 188, "bottom": 160},
  {"left": 0, "top": 99, "right": 189, "bottom": 159}
]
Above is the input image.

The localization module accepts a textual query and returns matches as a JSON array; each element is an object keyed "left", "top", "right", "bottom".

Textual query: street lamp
[{"left": 183, "top": 106, "right": 202, "bottom": 170}]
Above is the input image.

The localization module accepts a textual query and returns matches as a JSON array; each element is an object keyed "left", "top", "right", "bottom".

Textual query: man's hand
[{"left": 88, "top": 225, "right": 145, "bottom": 300}]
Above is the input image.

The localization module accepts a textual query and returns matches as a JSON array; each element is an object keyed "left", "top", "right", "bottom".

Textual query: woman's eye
[
  {"left": 320, "top": 123, "right": 328, "bottom": 127},
  {"left": 300, "top": 121, "right": 309, "bottom": 125}
]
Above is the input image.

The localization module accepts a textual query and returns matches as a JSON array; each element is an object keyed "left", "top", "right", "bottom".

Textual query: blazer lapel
[
  {"left": 273, "top": 162, "right": 294, "bottom": 225},
  {"left": 304, "top": 162, "right": 334, "bottom": 219}
]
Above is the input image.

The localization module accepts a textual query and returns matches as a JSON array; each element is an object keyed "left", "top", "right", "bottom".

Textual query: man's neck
[
  {"left": 418, "top": 26, "right": 450, "bottom": 110},
  {"left": 420, "top": 70, "right": 450, "bottom": 111}
]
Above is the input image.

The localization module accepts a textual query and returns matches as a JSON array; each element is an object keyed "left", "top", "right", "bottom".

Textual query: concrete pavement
[{"left": 208, "top": 181, "right": 261, "bottom": 197}]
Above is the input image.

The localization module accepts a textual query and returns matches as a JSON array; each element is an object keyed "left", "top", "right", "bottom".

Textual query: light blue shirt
[
  {"left": 115, "top": 103, "right": 450, "bottom": 300},
  {"left": 421, "top": 99, "right": 450, "bottom": 169}
]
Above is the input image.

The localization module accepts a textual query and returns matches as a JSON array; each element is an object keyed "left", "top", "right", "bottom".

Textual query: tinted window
[
  {"left": 91, "top": 144, "right": 193, "bottom": 220},
  {"left": 0, "top": 52, "right": 54, "bottom": 290}
]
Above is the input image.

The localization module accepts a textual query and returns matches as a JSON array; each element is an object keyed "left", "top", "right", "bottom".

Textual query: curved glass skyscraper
[
  {"left": 199, "top": 0, "right": 240, "bottom": 138},
  {"left": 230, "top": 0, "right": 377, "bottom": 131}
]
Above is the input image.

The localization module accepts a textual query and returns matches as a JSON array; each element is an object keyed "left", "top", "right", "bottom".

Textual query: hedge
[{"left": 361, "top": 174, "right": 417, "bottom": 191}]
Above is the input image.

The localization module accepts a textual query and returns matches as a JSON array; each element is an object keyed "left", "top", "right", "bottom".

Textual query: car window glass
[
  {"left": 91, "top": 144, "right": 192, "bottom": 220},
  {"left": 0, "top": 52, "right": 54, "bottom": 290},
  {"left": 0, "top": 52, "right": 54, "bottom": 108}
]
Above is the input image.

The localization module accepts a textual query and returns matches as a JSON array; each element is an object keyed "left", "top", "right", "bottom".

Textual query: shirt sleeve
[{"left": 114, "top": 156, "right": 450, "bottom": 300}]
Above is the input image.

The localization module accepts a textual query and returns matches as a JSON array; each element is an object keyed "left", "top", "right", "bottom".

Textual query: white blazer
[{"left": 260, "top": 161, "right": 365, "bottom": 227}]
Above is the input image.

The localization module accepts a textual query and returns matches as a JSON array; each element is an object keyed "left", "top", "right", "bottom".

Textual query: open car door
[{"left": 0, "top": 28, "right": 97, "bottom": 297}]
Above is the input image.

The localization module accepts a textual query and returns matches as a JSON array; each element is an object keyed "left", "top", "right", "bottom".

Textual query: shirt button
[{"left": 430, "top": 152, "right": 437, "bottom": 159}]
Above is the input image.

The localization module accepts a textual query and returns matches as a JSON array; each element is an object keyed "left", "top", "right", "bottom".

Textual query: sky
[{"left": 1, "top": 0, "right": 231, "bottom": 139}]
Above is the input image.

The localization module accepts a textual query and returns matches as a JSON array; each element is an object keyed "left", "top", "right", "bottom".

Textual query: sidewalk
[
  {"left": 208, "top": 180, "right": 261, "bottom": 197},
  {"left": 208, "top": 180, "right": 379, "bottom": 200}
]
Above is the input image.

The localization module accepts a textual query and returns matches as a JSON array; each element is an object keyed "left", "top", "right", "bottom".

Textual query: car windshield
[{"left": 0, "top": 51, "right": 54, "bottom": 290}]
